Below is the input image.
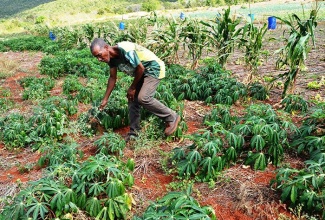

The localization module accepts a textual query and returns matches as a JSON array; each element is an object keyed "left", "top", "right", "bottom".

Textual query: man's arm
[
  {"left": 127, "top": 63, "right": 144, "bottom": 101},
  {"left": 99, "top": 67, "right": 117, "bottom": 110}
]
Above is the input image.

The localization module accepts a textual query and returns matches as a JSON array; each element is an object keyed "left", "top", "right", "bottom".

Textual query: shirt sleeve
[{"left": 125, "top": 50, "right": 141, "bottom": 68}]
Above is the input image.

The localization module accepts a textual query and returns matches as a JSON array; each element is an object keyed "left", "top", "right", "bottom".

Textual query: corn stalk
[
  {"left": 274, "top": 10, "right": 318, "bottom": 98},
  {"left": 147, "top": 17, "right": 183, "bottom": 64},
  {"left": 181, "top": 18, "right": 209, "bottom": 69},
  {"left": 238, "top": 23, "right": 268, "bottom": 83},
  {"left": 201, "top": 7, "right": 242, "bottom": 68}
]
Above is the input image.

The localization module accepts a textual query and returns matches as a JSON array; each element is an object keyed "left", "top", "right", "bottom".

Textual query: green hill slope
[{"left": 0, "top": 0, "right": 55, "bottom": 18}]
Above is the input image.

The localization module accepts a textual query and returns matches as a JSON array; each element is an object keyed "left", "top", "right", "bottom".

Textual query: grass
[{"left": 0, "top": 57, "right": 19, "bottom": 79}]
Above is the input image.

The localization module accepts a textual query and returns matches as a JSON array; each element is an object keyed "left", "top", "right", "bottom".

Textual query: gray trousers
[{"left": 128, "top": 75, "right": 177, "bottom": 134}]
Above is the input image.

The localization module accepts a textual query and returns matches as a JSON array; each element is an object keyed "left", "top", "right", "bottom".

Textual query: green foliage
[
  {"left": 94, "top": 132, "right": 126, "bottom": 156},
  {"left": 1, "top": 153, "right": 134, "bottom": 220},
  {"left": 134, "top": 186, "right": 216, "bottom": 220},
  {"left": 141, "top": 0, "right": 161, "bottom": 12},
  {"left": 307, "top": 81, "right": 322, "bottom": 90},
  {"left": 0, "top": 35, "right": 60, "bottom": 53},
  {"left": 291, "top": 102, "right": 325, "bottom": 154},
  {"left": 275, "top": 12, "right": 317, "bottom": 97},
  {"left": 272, "top": 157, "right": 325, "bottom": 219},
  {"left": 148, "top": 17, "right": 183, "bottom": 64},
  {"left": 281, "top": 94, "right": 309, "bottom": 113},
  {"left": 0, "top": 113, "right": 31, "bottom": 149},
  {"left": 39, "top": 48, "right": 109, "bottom": 78},
  {"left": 201, "top": 7, "right": 242, "bottom": 67},
  {"left": 19, "top": 76, "right": 55, "bottom": 100},
  {"left": 37, "top": 142, "right": 83, "bottom": 167},
  {"left": 40, "top": 96, "right": 78, "bottom": 116},
  {"left": 248, "top": 82, "right": 269, "bottom": 100},
  {"left": 1, "top": 178, "right": 78, "bottom": 219},
  {"left": 169, "top": 103, "right": 295, "bottom": 179},
  {"left": 0, "top": 97, "right": 76, "bottom": 149},
  {"left": 166, "top": 64, "right": 246, "bottom": 105},
  {"left": 181, "top": 18, "right": 209, "bottom": 69},
  {"left": 238, "top": 23, "right": 268, "bottom": 81},
  {"left": 62, "top": 74, "right": 83, "bottom": 98},
  {"left": 29, "top": 106, "right": 69, "bottom": 142},
  {"left": 0, "top": 97, "right": 14, "bottom": 113},
  {"left": 71, "top": 154, "right": 134, "bottom": 218}
]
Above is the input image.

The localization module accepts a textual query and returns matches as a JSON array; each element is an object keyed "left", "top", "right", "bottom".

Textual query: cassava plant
[
  {"left": 281, "top": 94, "right": 309, "bottom": 113},
  {"left": 133, "top": 186, "right": 216, "bottom": 220},
  {"left": 271, "top": 157, "right": 325, "bottom": 219},
  {"left": 94, "top": 132, "right": 126, "bottom": 156},
  {"left": 248, "top": 82, "right": 269, "bottom": 100}
]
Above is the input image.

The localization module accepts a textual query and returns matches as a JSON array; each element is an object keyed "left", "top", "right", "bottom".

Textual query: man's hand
[
  {"left": 99, "top": 99, "right": 108, "bottom": 110},
  {"left": 127, "top": 87, "right": 136, "bottom": 102}
]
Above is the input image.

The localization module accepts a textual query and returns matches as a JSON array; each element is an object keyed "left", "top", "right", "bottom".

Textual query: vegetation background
[
  {"left": 0, "top": 0, "right": 324, "bottom": 219},
  {"left": 1, "top": 0, "right": 323, "bottom": 36}
]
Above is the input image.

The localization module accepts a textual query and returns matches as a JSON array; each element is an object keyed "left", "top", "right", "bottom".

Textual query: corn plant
[
  {"left": 133, "top": 186, "right": 216, "bottom": 220},
  {"left": 147, "top": 17, "right": 183, "bottom": 64},
  {"left": 125, "top": 18, "right": 148, "bottom": 45},
  {"left": 200, "top": 7, "right": 242, "bottom": 68},
  {"left": 238, "top": 23, "right": 268, "bottom": 82},
  {"left": 181, "top": 18, "right": 209, "bottom": 69},
  {"left": 274, "top": 11, "right": 317, "bottom": 98}
]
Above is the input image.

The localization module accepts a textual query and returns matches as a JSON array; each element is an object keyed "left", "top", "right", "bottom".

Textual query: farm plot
[{"left": 0, "top": 7, "right": 325, "bottom": 220}]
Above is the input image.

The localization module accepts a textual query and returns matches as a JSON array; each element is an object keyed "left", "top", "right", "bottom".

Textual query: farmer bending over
[{"left": 90, "top": 38, "right": 180, "bottom": 141}]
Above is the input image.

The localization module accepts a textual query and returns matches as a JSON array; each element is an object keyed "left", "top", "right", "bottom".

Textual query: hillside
[{"left": 0, "top": 0, "right": 55, "bottom": 19}]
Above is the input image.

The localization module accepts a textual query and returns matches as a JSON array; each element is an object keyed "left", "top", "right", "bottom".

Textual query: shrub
[{"left": 141, "top": 0, "right": 161, "bottom": 12}]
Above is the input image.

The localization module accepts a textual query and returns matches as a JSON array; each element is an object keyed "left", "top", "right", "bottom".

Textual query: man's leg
[
  {"left": 137, "top": 76, "right": 179, "bottom": 135},
  {"left": 128, "top": 77, "right": 144, "bottom": 136}
]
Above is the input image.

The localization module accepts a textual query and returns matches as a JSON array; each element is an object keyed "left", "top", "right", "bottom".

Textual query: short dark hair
[{"left": 90, "top": 38, "right": 107, "bottom": 52}]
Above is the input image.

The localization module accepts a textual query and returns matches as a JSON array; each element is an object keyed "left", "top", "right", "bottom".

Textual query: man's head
[{"left": 90, "top": 38, "right": 110, "bottom": 63}]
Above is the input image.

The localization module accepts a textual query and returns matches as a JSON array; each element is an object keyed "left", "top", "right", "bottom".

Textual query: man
[{"left": 90, "top": 38, "right": 180, "bottom": 140}]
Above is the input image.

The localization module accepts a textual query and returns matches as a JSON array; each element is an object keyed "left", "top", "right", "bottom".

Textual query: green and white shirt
[{"left": 108, "top": 42, "right": 165, "bottom": 79}]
